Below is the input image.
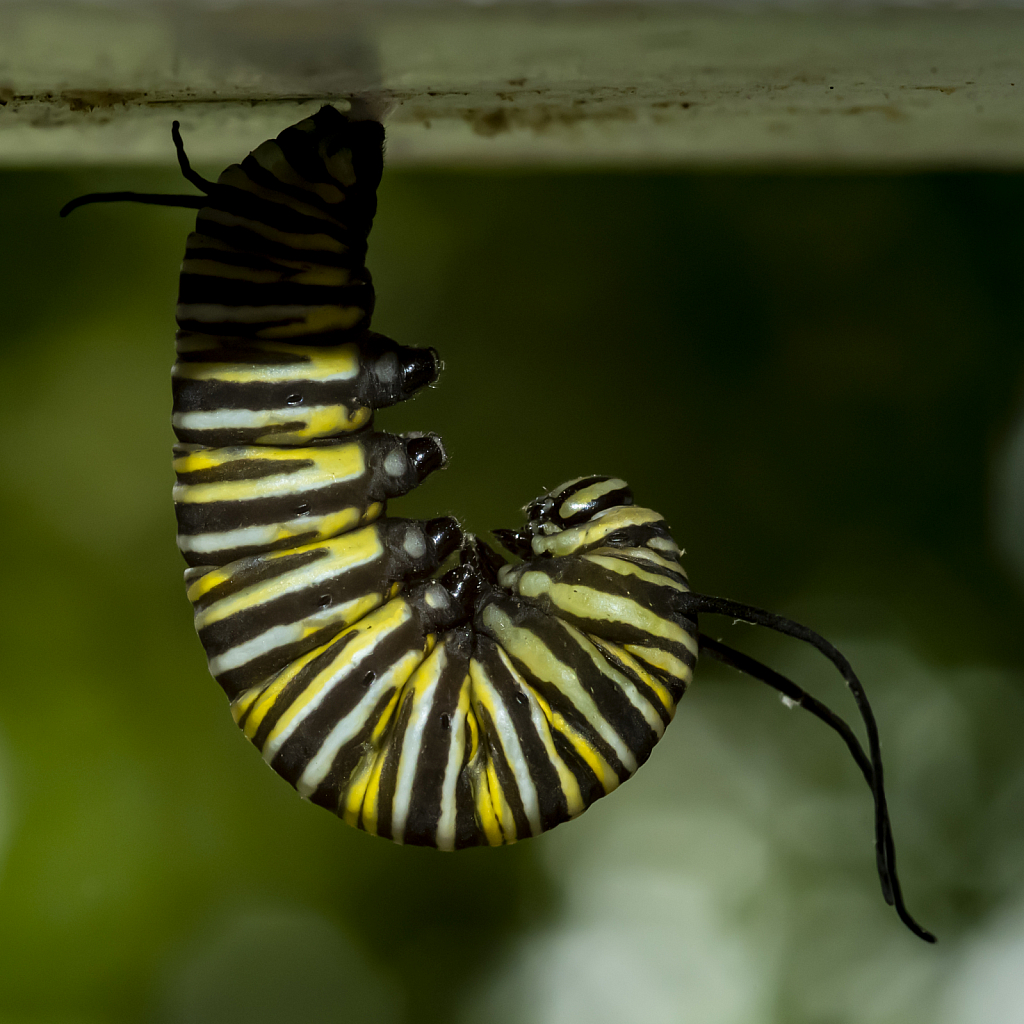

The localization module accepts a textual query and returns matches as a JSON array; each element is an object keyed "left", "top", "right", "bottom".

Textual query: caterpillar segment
[
  {"left": 175, "top": 107, "right": 384, "bottom": 340},
  {"left": 171, "top": 332, "right": 440, "bottom": 447},
  {"left": 173, "top": 431, "right": 447, "bottom": 567}
]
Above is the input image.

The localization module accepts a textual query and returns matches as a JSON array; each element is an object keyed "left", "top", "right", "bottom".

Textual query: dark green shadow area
[{"left": 1, "top": 164, "right": 1022, "bottom": 1024}]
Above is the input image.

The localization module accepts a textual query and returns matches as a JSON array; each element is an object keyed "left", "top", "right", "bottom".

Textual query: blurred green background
[{"left": 1, "top": 160, "right": 1023, "bottom": 1024}]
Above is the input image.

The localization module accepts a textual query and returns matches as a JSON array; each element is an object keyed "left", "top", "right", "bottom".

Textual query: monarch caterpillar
[{"left": 62, "top": 106, "right": 933, "bottom": 943}]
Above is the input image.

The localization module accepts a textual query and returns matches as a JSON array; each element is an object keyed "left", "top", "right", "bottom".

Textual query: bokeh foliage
[{"left": 0, "top": 160, "right": 1022, "bottom": 1024}]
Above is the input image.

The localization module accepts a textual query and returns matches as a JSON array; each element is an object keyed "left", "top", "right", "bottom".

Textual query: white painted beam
[{"left": 1, "top": 1, "right": 1023, "bottom": 166}]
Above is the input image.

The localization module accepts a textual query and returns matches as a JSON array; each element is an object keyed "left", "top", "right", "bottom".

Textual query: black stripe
[
  {"left": 454, "top": 769, "right": 484, "bottom": 849},
  {"left": 372, "top": 690, "right": 416, "bottom": 841},
  {"left": 475, "top": 597, "right": 631, "bottom": 783},
  {"left": 189, "top": 215, "right": 363, "bottom": 269},
  {"left": 238, "top": 155, "right": 375, "bottom": 228},
  {"left": 588, "top": 636, "right": 675, "bottom": 726},
  {"left": 176, "top": 311, "right": 372, "bottom": 341},
  {"left": 172, "top": 420, "right": 319, "bottom": 449},
  {"left": 624, "top": 639, "right": 697, "bottom": 694},
  {"left": 172, "top": 377, "right": 370, "bottom": 415},
  {"left": 233, "top": 680, "right": 270, "bottom": 732},
  {"left": 175, "top": 478, "right": 371, "bottom": 536},
  {"left": 182, "top": 245, "right": 332, "bottom": 275},
  {"left": 549, "top": 728, "right": 605, "bottom": 808},
  {"left": 592, "top": 550, "right": 690, "bottom": 589},
  {"left": 197, "top": 552, "right": 389, "bottom": 660},
  {"left": 402, "top": 630, "right": 472, "bottom": 847},
  {"left": 474, "top": 638, "right": 569, "bottom": 833},
  {"left": 272, "top": 611, "right": 426, "bottom": 778},
  {"left": 523, "top": 615, "right": 659, "bottom": 769},
  {"left": 190, "top": 547, "right": 325, "bottom": 610},
  {"left": 513, "top": 557, "right": 698, "bottom": 671},
  {"left": 251, "top": 628, "right": 361, "bottom": 751},
  {"left": 271, "top": 666, "right": 388, "bottom": 790},
  {"left": 174, "top": 454, "right": 314, "bottom": 487},
  {"left": 474, "top": 703, "right": 532, "bottom": 841},
  {"left": 179, "top": 530, "right": 322, "bottom": 570},
  {"left": 178, "top": 272, "right": 374, "bottom": 312},
  {"left": 215, "top": 615, "right": 369, "bottom": 699},
  {"left": 250, "top": 114, "right": 383, "bottom": 207},
  {"left": 598, "top": 522, "right": 675, "bottom": 551},
  {"left": 498, "top": 662, "right": 630, "bottom": 786},
  {"left": 201, "top": 184, "right": 359, "bottom": 243},
  {"left": 173, "top": 335, "right": 319, "bottom": 366},
  {"left": 277, "top": 114, "right": 383, "bottom": 192},
  {"left": 304, "top": 687, "right": 397, "bottom": 812}
]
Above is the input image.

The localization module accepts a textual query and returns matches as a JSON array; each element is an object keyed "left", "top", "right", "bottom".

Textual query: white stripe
[
  {"left": 475, "top": 668, "right": 542, "bottom": 836},
  {"left": 390, "top": 654, "right": 444, "bottom": 843},
  {"left": 207, "top": 595, "right": 372, "bottom": 677},
  {"left": 264, "top": 603, "right": 416, "bottom": 765},
  {"left": 293, "top": 649, "right": 423, "bottom": 794},
  {"left": 435, "top": 701, "right": 466, "bottom": 852},
  {"left": 196, "top": 538, "right": 381, "bottom": 630},
  {"left": 178, "top": 518, "right": 329, "bottom": 556},
  {"left": 173, "top": 406, "right": 340, "bottom": 432},
  {"left": 480, "top": 605, "right": 639, "bottom": 775},
  {"left": 567, "top": 623, "right": 665, "bottom": 737},
  {"left": 174, "top": 464, "right": 363, "bottom": 505}
]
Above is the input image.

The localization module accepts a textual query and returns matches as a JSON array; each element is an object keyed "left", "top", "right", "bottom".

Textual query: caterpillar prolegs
[{"left": 61, "top": 105, "right": 933, "bottom": 941}]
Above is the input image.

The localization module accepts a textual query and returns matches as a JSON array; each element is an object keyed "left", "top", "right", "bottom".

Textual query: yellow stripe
[
  {"left": 488, "top": 645, "right": 585, "bottom": 822},
  {"left": 217, "top": 164, "right": 339, "bottom": 225},
  {"left": 582, "top": 552, "right": 687, "bottom": 592},
  {"left": 472, "top": 762, "right": 504, "bottom": 847},
  {"left": 532, "top": 506, "right": 665, "bottom": 557},
  {"left": 257, "top": 304, "right": 365, "bottom": 339},
  {"left": 556, "top": 478, "right": 628, "bottom": 520},
  {"left": 465, "top": 704, "right": 481, "bottom": 765},
  {"left": 588, "top": 543, "right": 689, "bottom": 577},
  {"left": 593, "top": 638, "right": 677, "bottom": 719},
  {"left": 625, "top": 644, "right": 694, "bottom": 689},
  {"left": 174, "top": 443, "right": 365, "bottom": 505},
  {"left": 200, "top": 205, "right": 345, "bottom": 254},
  {"left": 359, "top": 742, "right": 390, "bottom": 836},
  {"left": 280, "top": 404, "right": 371, "bottom": 441},
  {"left": 518, "top": 685, "right": 585, "bottom": 818},
  {"left": 556, "top": 619, "right": 665, "bottom": 737},
  {"left": 341, "top": 761, "right": 373, "bottom": 828},
  {"left": 189, "top": 525, "right": 382, "bottom": 618},
  {"left": 261, "top": 597, "right": 413, "bottom": 754},
  {"left": 171, "top": 342, "right": 359, "bottom": 384},
  {"left": 485, "top": 762, "right": 516, "bottom": 844},
  {"left": 515, "top": 573, "right": 698, "bottom": 655},
  {"left": 550, "top": 713, "right": 619, "bottom": 794},
  {"left": 183, "top": 231, "right": 236, "bottom": 255},
  {"left": 480, "top": 603, "right": 637, "bottom": 773},
  {"left": 471, "top": 667, "right": 520, "bottom": 843},
  {"left": 243, "top": 675, "right": 293, "bottom": 739},
  {"left": 246, "top": 637, "right": 348, "bottom": 743},
  {"left": 230, "top": 683, "right": 265, "bottom": 725},
  {"left": 181, "top": 259, "right": 287, "bottom": 285},
  {"left": 250, "top": 139, "right": 345, "bottom": 205}
]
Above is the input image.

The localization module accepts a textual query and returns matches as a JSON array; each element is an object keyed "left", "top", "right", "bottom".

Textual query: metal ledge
[{"left": 1, "top": 1, "right": 1024, "bottom": 166}]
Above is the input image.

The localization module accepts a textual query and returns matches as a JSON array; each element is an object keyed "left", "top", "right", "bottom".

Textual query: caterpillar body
[{"left": 61, "top": 105, "right": 933, "bottom": 941}]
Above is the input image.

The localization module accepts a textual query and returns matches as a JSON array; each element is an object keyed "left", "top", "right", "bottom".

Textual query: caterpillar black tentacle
[{"left": 61, "top": 106, "right": 933, "bottom": 942}]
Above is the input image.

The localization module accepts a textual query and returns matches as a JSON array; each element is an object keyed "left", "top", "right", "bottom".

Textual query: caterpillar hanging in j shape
[{"left": 61, "top": 104, "right": 934, "bottom": 943}]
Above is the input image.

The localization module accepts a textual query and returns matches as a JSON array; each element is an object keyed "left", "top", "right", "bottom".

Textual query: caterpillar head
[{"left": 493, "top": 476, "right": 635, "bottom": 558}]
